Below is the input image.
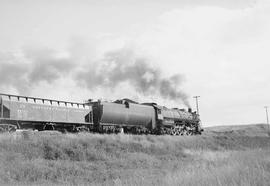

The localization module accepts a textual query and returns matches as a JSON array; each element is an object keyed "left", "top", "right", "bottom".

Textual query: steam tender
[{"left": 0, "top": 93, "right": 202, "bottom": 135}]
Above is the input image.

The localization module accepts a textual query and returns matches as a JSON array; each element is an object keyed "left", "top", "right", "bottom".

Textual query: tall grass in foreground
[{"left": 0, "top": 125, "right": 269, "bottom": 186}]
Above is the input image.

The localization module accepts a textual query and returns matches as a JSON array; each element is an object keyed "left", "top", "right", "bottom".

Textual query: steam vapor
[
  {"left": 0, "top": 47, "right": 75, "bottom": 93},
  {"left": 0, "top": 47, "right": 190, "bottom": 107},
  {"left": 77, "top": 48, "right": 190, "bottom": 107}
]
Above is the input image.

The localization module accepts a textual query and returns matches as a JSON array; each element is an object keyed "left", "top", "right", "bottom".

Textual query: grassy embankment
[{"left": 0, "top": 124, "right": 269, "bottom": 186}]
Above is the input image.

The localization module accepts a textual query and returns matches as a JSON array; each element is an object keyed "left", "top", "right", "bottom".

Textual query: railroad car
[
  {"left": 0, "top": 93, "right": 92, "bottom": 132},
  {"left": 92, "top": 99, "right": 156, "bottom": 134}
]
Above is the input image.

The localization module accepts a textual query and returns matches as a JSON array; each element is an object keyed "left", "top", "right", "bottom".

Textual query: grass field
[{"left": 0, "top": 124, "right": 269, "bottom": 186}]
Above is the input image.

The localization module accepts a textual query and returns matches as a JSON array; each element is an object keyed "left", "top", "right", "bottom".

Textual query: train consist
[{"left": 0, "top": 93, "right": 202, "bottom": 135}]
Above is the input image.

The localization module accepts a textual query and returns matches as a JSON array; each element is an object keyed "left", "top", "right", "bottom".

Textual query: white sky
[{"left": 0, "top": 0, "right": 270, "bottom": 126}]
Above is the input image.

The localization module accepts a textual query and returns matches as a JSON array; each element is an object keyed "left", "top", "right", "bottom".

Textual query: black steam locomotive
[{"left": 0, "top": 93, "right": 202, "bottom": 135}]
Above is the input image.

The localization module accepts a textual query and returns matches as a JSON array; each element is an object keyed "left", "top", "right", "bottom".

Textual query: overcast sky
[{"left": 0, "top": 0, "right": 269, "bottom": 126}]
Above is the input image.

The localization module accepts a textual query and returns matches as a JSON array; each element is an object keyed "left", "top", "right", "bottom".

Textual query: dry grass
[{"left": 0, "top": 124, "right": 269, "bottom": 186}]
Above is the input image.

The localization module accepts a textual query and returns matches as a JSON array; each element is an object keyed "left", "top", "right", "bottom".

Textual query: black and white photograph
[{"left": 0, "top": 0, "right": 269, "bottom": 185}]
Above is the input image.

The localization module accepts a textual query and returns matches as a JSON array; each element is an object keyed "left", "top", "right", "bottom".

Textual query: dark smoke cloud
[
  {"left": 0, "top": 46, "right": 190, "bottom": 106},
  {"left": 0, "top": 47, "right": 75, "bottom": 93},
  {"left": 25, "top": 47, "right": 74, "bottom": 84},
  {"left": 0, "top": 58, "right": 29, "bottom": 92},
  {"left": 77, "top": 48, "right": 190, "bottom": 106}
]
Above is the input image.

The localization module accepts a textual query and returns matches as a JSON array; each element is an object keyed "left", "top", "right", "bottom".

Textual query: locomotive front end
[{"left": 155, "top": 105, "right": 202, "bottom": 135}]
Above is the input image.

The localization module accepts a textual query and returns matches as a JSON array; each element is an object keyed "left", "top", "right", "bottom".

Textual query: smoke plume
[
  {"left": 0, "top": 47, "right": 75, "bottom": 93},
  {"left": 0, "top": 46, "right": 190, "bottom": 106},
  {"left": 77, "top": 48, "right": 190, "bottom": 107}
]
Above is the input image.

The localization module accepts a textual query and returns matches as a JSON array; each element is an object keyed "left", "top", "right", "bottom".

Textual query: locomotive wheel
[
  {"left": 161, "top": 128, "right": 166, "bottom": 135},
  {"left": 171, "top": 130, "right": 176, "bottom": 136},
  {"left": 77, "top": 126, "right": 90, "bottom": 133}
]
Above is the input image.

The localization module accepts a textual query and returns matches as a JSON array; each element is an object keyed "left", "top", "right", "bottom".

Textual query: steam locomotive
[{"left": 0, "top": 93, "right": 202, "bottom": 135}]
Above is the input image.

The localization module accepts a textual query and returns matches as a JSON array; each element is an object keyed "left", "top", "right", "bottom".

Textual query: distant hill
[{"left": 204, "top": 124, "right": 270, "bottom": 137}]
